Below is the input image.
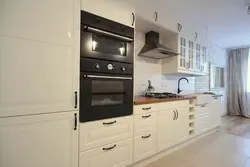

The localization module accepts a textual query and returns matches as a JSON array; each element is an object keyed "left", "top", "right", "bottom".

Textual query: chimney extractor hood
[{"left": 138, "top": 31, "right": 179, "bottom": 59}]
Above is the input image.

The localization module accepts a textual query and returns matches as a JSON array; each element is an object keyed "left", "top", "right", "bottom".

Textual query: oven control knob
[
  {"left": 121, "top": 67, "right": 126, "bottom": 72},
  {"left": 95, "top": 63, "right": 100, "bottom": 69},
  {"left": 107, "top": 63, "right": 114, "bottom": 70}
]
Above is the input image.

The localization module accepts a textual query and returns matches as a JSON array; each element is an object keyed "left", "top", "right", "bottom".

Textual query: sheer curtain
[{"left": 228, "top": 48, "right": 249, "bottom": 117}]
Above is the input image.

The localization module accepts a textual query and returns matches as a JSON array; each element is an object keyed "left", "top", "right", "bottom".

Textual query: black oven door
[
  {"left": 80, "top": 30, "right": 134, "bottom": 63},
  {"left": 80, "top": 74, "right": 133, "bottom": 122}
]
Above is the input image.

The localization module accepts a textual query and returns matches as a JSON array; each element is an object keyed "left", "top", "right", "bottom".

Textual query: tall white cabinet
[
  {"left": 0, "top": 111, "right": 78, "bottom": 167},
  {"left": 0, "top": 0, "right": 80, "bottom": 117}
]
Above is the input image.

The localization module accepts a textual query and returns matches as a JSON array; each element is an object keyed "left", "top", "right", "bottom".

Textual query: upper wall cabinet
[
  {"left": 81, "top": 0, "right": 135, "bottom": 27},
  {"left": 0, "top": 0, "right": 75, "bottom": 46}
]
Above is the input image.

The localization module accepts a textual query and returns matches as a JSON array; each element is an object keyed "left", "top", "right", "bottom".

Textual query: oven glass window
[
  {"left": 92, "top": 35, "right": 126, "bottom": 56},
  {"left": 91, "top": 80, "right": 125, "bottom": 106}
]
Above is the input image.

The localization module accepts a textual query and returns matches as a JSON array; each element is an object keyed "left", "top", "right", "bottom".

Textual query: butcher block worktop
[{"left": 134, "top": 96, "right": 196, "bottom": 105}]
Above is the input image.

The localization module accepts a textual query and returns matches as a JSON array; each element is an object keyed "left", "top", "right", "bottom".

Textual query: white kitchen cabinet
[
  {"left": 134, "top": 130, "right": 157, "bottom": 162},
  {"left": 80, "top": 138, "right": 133, "bottom": 167},
  {"left": 176, "top": 107, "right": 189, "bottom": 142},
  {"left": 0, "top": 0, "right": 76, "bottom": 46},
  {"left": 0, "top": 111, "right": 78, "bottom": 167},
  {"left": 81, "top": 0, "right": 135, "bottom": 27},
  {"left": 210, "top": 97, "right": 222, "bottom": 127},
  {"left": 134, "top": 112, "right": 157, "bottom": 134},
  {"left": 80, "top": 116, "right": 133, "bottom": 151},
  {"left": 158, "top": 109, "right": 176, "bottom": 151},
  {"left": 0, "top": 36, "right": 78, "bottom": 118}
]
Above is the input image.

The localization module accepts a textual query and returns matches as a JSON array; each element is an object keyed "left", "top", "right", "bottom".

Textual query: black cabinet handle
[
  {"left": 195, "top": 32, "right": 198, "bottom": 40},
  {"left": 180, "top": 24, "right": 183, "bottom": 32},
  {"left": 173, "top": 110, "right": 176, "bottom": 120},
  {"left": 142, "top": 107, "right": 151, "bottom": 110},
  {"left": 177, "top": 23, "right": 181, "bottom": 32},
  {"left": 103, "top": 120, "right": 116, "bottom": 125},
  {"left": 74, "top": 113, "right": 77, "bottom": 130},
  {"left": 142, "top": 134, "right": 151, "bottom": 139},
  {"left": 142, "top": 114, "right": 151, "bottom": 118},
  {"left": 103, "top": 144, "right": 116, "bottom": 151},
  {"left": 176, "top": 110, "right": 179, "bottom": 119},
  {"left": 132, "top": 13, "right": 135, "bottom": 26},
  {"left": 201, "top": 104, "right": 206, "bottom": 107},
  {"left": 155, "top": 12, "right": 158, "bottom": 21},
  {"left": 74, "top": 91, "right": 78, "bottom": 108}
]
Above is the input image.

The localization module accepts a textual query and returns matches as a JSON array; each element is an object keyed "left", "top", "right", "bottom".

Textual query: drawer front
[
  {"left": 80, "top": 138, "right": 133, "bottom": 167},
  {"left": 80, "top": 116, "right": 133, "bottom": 151},
  {"left": 134, "top": 131, "right": 157, "bottom": 162},
  {"left": 134, "top": 100, "right": 190, "bottom": 114},
  {"left": 134, "top": 112, "right": 157, "bottom": 135}
]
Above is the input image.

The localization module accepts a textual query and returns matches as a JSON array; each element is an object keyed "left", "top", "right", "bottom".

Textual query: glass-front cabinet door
[
  {"left": 195, "top": 44, "right": 201, "bottom": 71},
  {"left": 201, "top": 46, "right": 207, "bottom": 72},
  {"left": 180, "top": 37, "right": 187, "bottom": 69},
  {"left": 188, "top": 40, "right": 195, "bottom": 71}
]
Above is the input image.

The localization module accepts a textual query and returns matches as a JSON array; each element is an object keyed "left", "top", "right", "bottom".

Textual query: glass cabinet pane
[
  {"left": 188, "top": 41, "right": 194, "bottom": 69},
  {"left": 180, "top": 37, "right": 186, "bottom": 68},
  {"left": 196, "top": 44, "right": 201, "bottom": 70}
]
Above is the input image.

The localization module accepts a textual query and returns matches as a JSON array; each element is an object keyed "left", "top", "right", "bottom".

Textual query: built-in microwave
[{"left": 80, "top": 11, "right": 134, "bottom": 63}]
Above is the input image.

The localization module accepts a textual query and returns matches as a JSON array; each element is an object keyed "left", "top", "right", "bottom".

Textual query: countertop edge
[{"left": 134, "top": 96, "right": 196, "bottom": 105}]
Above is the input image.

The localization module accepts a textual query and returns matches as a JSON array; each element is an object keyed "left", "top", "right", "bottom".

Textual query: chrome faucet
[{"left": 177, "top": 77, "right": 189, "bottom": 94}]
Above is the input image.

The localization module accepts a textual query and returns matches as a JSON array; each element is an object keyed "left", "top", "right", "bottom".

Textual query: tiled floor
[{"left": 144, "top": 116, "right": 250, "bottom": 167}]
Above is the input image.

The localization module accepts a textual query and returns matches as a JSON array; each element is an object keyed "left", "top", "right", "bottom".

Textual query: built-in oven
[
  {"left": 80, "top": 11, "right": 134, "bottom": 63},
  {"left": 80, "top": 11, "right": 134, "bottom": 122},
  {"left": 80, "top": 58, "right": 133, "bottom": 122}
]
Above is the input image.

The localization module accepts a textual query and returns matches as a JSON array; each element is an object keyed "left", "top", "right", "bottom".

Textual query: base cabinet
[
  {"left": 0, "top": 111, "right": 78, "bottom": 167},
  {"left": 80, "top": 138, "right": 133, "bottom": 167},
  {"left": 134, "top": 131, "right": 157, "bottom": 162}
]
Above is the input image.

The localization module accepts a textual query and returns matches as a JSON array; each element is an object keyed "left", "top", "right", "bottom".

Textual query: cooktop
[{"left": 144, "top": 92, "right": 181, "bottom": 99}]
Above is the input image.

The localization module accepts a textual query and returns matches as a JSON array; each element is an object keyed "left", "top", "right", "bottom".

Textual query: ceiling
[{"left": 123, "top": 0, "right": 250, "bottom": 49}]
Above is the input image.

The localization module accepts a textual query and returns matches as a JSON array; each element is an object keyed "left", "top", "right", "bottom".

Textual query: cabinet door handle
[
  {"left": 177, "top": 23, "right": 181, "bottom": 32},
  {"left": 176, "top": 110, "right": 179, "bottom": 119},
  {"left": 173, "top": 110, "right": 176, "bottom": 120},
  {"left": 103, "top": 120, "right": 116, "bottom": 125},
  {"left": 142, "top": 107, "right": 151, "bottom": 110},
  {"left": 103, "top": 144, "right": 116, "bottom": 151},
  {"left": 201, "top": 104, "right": 206, "bottom": 107},
  {"left": 195, "top": 32, "right": 198, "bottom": 40},
  {"left": 132, "top": 13, "right": 135, "bottom": 26},
  {"left": 155, "top": 12, "right": 158, "bottom": 21},
  {"left": 142, "top": 134, "right": 151, "bottom": 139},
  {"left": 74, "top": 91, "right": 78, "bottom": 108},
  {"left": 142, "top": 114, "right": 151, "bottom": 118},
  {"left": 74, "top": 113, "right": 77, "bottom": 130}
]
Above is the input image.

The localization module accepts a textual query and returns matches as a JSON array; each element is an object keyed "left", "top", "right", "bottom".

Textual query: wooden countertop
[{"left": 134, "top": 96, "right": 196, "bottom": 105}]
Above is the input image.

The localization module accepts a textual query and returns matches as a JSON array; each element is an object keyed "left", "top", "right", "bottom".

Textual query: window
[{"left": 248, "top": 50, "right": 250, "bottom": 92}]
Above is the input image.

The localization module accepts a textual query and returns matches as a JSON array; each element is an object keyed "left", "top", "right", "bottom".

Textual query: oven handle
[
  {"left": 83, "top": 26, "right": 134, "bottom": 42},
  {"left": 83, "top": 75, "right": 132, "bottom": 80}
]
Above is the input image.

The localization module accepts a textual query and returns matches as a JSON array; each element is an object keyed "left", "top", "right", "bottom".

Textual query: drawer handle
[
  {"left": 214, "top": 97, "right": 218, "bottom": 99},
  {"left": 142, "top": 114, "right": 151, "bottom": 118},
  {"left": 142, "top": 134, "right": 151, "bottom": 139},
  {"left": 103, "top": 121, "right": 116, "bottom": 125},
  {"left": 103, "top": 144, "right": 116, "bottom": 151},
  {"left": 201, "top": 104, "right": 206, "bottom": 107},
  {"left": 142, "top": 107, "right": 151, "bottom": 110}
]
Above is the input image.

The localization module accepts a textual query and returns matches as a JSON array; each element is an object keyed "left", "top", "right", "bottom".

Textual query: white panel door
[
  {"left": 81, "top": 0, "right": 135, "bottom": 27},
  {"left": 158, "top": 109, "right": 176, "bottom": 152},
  {"left": 176, "top": 107, "right": 189, "bottom": 143},
  {"left": 0, "top": 0, "right": 74, "bottom": 46},
  {"left": 80, "top": 138, "right": 133, "bottom": 167},
  {"left": 0, "top": 36, "right": 78, "bottom": 117},
  {"left": 0, "top": 111, "right": 78, "bottom": 167}
]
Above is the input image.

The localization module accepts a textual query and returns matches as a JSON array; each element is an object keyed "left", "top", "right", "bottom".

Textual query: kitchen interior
[{"left": 1, "top": 0, "right": 250, "bottom": 167}]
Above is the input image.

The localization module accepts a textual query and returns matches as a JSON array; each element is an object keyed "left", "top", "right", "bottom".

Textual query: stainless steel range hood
[{"left": 138, "top": 31, "right": 179, "bottom": 59}]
